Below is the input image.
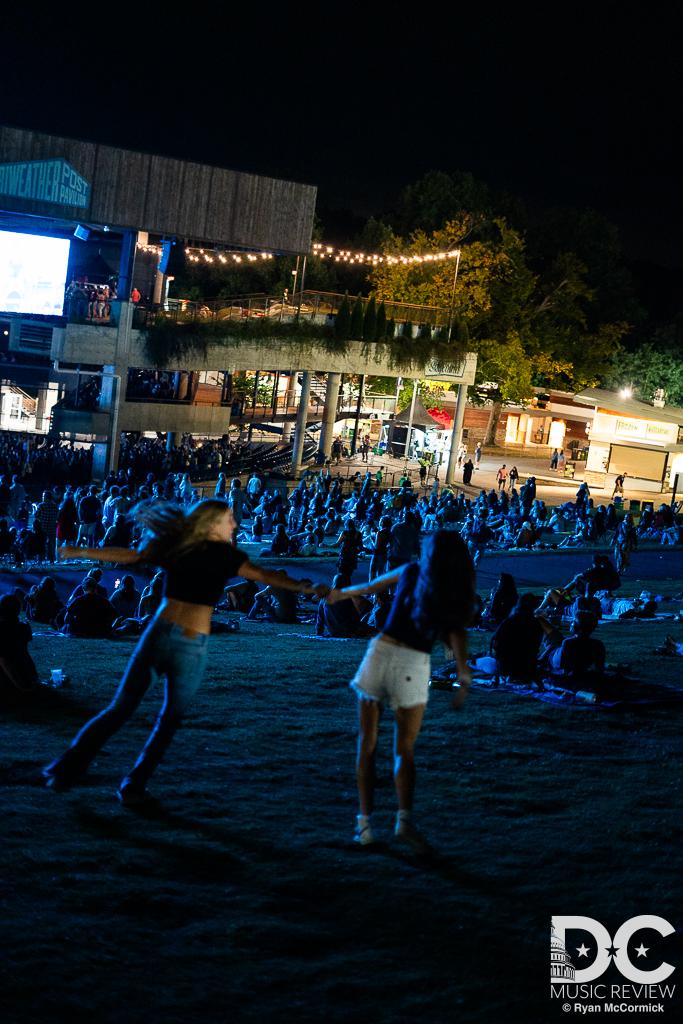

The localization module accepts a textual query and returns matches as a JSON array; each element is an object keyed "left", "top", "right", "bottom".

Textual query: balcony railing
[{"left": 130, "top": 289, "right": 453, "bottom": 331}]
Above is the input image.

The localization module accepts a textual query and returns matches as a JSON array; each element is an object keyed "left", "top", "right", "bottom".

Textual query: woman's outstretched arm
[
  {"left": 59, "top": 546, "right": 141, "bottom": 564},
  {"left": 239, "top": 558, "right": 328, "bottom": 597},
  {"left": 326, "top": 566, "right": 403, "bottom": 604}
]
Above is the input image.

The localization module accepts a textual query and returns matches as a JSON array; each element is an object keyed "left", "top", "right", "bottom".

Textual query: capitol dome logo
[{"left": 551, "top": 924, "right": 576, "bottom": 981}]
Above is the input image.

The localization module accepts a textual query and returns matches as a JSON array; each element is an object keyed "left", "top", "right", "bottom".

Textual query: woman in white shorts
[{"left": 326, "top": 531, "right": 475, "bottom": 853}]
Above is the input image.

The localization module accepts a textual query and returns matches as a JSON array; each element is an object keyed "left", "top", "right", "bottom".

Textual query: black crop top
[
  {"left": 163, "top": 542, "right": 248, "bottom": 607},
  {"left": 381, "top": 562, "right": 439, "bottom": 655}
]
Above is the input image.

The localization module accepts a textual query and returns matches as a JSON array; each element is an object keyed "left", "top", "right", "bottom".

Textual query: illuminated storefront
[{"left": 575, "top": 388, "right": 683, "bottom": 493}]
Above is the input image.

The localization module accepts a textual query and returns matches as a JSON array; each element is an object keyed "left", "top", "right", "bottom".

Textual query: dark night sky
[{"left": 2, "top": 1, "right": 681, "bottom": 265}]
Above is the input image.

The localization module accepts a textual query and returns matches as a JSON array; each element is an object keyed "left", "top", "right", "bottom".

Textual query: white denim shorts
[{"left": 350, "top": 637, "right": 431, "bottom": 710}]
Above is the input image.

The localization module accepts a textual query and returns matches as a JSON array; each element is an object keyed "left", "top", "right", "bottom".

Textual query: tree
[
  {"left": 349, "top": 293, "right": 364, "bottom": 340},
  {"left": 603, "top": 342, "right": 683, "bottom": 407},
  {"left": 387, "top": 316, "right": 396, "bottom": 339},
  {"left": 419, "top": 322, "right": 432, "bottom": 340},
  {"left": 402, "top": 319, "right": 414, "bottom": 339},
  {"left": 363, "top": 295, "right": 377, "bottom": 343},
  {"left": 376, "top": 300, "right": 387, "bottom": 341},
  {"left": 370, "top": 218, "right": 629, "bottom": 445},
  {"left": 335, "top": 291, "right": 351, "bottom": 340}
]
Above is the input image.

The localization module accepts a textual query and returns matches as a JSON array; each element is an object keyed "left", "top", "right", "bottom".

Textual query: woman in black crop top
[
  {"left": 325, "top": 530, "right": 475, "bottom": 853},
  {"left": 44, "top": 499, "right": 327, "bottom": 805}
]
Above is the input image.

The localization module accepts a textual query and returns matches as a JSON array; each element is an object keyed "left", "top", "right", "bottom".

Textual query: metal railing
[{"left": 129, "top": 288, "right": 453, "bottom": 331}]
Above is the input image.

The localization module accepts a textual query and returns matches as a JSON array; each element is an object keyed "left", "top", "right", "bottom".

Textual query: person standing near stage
[
  {"left": 326, "top": 531, "right": 475, "bottom": 852},
  {"left": 496, "top": 464, "right": 508, "bottom": 492},
  {"left": 612, "top": 472, "right": 627, "bottom": 499},
  {"left": 43, "top": 499, "right": 327, "bottom": 805},
  {"left": 475, "top": 443, "right": 482, "bottom": 470}
]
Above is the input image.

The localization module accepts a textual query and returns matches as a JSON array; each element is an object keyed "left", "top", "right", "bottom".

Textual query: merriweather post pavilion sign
[{"left": 0, "top": 158, "right": 90, "bottom": 209}]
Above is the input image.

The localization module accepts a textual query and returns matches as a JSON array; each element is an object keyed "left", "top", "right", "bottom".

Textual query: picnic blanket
[
  {"left": 431, "top": 661, "right": 683, "bottom": 710},
  {"left": 277, "top": 632, "right": 364, "bottom": 642}
]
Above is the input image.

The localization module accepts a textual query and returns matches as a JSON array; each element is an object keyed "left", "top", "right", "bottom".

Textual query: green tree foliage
[
  {"left": 603, "top": 343, "right": 683, "bottom": 407},
  {"left": 363, "top": 295, "right": 377, "bottom": 342},
  {"left": 419, "top": 322, "right": 432, "bottom": 340},
  {"left": 396, "top": 170, "right": 525, "bottom": 237},
  {"left": 370, "top": 219, "right": 628, "bottom": 408},
  {"left": 456, "top": 319, "right": 469, "bottom": 347},
  {"left": 349, "top": 293, "right": 365, "bottom": 340},
  {"left": 335, "top": 291, "right": 351, "bottom": 340},
  {"left": 528, "top": 206, "right": 644, "bottom": 331},
  {"left": 387, "top": 316, "right": 396, "bottom": 339},
  {"left": 403, "top": 319, "right": 414, "bottom": 339},
  {"left": 376, "top": 300, "right": 387, "bottom": 340}
]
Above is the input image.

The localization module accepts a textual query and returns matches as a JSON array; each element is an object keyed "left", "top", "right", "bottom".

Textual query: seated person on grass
[
  {"left": 110, "top": 575, "right": 142, "bottom": 619},
  {"left": 316, "top": 573, "right": 376, "bottom": 638},
  {"left": 69, "top": 568, "right": 107, "bottom": 602},
  {"left": 23, "top": 576, "right": 63, "bottom": 624},
  {"left": 568, "top": 581, "right": 603, "bottom": 619},
  {"left": 472, "top": 594, "right": 543, "bottom": 681},
  {"left": 246, "top": 569, "right": 300, "bottom": 624},
  {"left": 62, "top": 579, "right": 117, "bottom": 638},
  {"left": 0, "top": 594, "right": 38, "bottom": 692},
  {"left": 219, "top": 579, "right": 259, "bottom": 614},
  {"left": 538, "top": 610, "right": 605, "bottom": 681}
]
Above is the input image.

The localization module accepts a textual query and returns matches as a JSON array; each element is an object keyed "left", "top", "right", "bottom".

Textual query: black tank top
[
  {"left": 163, "top": 542, "right": 248, "bottom": 607},
  {"left": 382, "top": 563, "right": 438, "bottom": 655}
]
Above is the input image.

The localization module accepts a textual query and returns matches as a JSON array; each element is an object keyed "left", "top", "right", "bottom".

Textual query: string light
[
  {"left": 136, "top": 240, "right": 456, "bottom": 268},
  {"left": 311, "top": 242, "right": 460, "bottom": 266},
  {"left": 136, "top": 242, "right": 275, "bottom": 261}
]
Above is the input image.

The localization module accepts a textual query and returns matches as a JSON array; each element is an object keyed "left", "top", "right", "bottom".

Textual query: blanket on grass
[{"left": 431, "top": 661, "right": 683, "bottom": 710}]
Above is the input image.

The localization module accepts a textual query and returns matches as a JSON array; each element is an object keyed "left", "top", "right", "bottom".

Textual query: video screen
[{"left": 0, "top": 229, "right": 71, "bottom": 316}]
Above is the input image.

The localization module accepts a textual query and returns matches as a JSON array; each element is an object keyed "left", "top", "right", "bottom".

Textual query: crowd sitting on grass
[{"left": 0, "top": 460, "right": 682, "bottom": 683}]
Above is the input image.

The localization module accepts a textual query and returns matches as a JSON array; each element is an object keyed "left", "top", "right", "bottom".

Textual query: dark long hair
[
  {"left": 411, "top": 530, "right": 475, "bottom": 637},
  {"left": 133, "top": 498, "right": 230, "bottom": 566}
]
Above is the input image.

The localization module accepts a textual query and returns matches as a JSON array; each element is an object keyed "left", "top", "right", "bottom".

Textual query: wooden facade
[{"left": 0, "top": 126, "right": 316, "bottom": 253}]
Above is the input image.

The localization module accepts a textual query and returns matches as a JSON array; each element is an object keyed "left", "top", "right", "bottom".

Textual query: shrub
[
  {"left": 363, "top": 295, "right": 377, "bottom": 343},
  {"left": 349, "top": 293, "right": 365, "bottom": 340},
  {"left": 335, "top": 291, "right": 351, "bottom": 340}
]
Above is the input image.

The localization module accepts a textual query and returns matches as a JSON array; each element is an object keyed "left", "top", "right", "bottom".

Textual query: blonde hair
[{"left": 133, "top": 498, "right": 230, "bottom": 566}]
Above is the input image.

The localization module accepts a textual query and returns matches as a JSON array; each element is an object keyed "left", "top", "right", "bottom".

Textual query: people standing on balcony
[{"left": 131, "top": 287, "right": 141, "bottom": 303}]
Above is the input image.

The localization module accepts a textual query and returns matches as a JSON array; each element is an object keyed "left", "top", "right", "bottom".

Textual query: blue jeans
[{"left": 45, "top": 616, "right": 209, "bottom": 789}]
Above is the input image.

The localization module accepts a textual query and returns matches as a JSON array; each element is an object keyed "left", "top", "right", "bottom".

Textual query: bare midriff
[
  {"left": 378, "top": 634, "right": 412, "bottom": 649},
  {"left": 158, "top": 597, "right": 213, "bottom": 637}
]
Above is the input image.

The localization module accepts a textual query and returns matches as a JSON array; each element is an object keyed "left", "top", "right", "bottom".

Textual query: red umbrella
[{"left": 426, "top": 407, "right": 453, "bottom": 427}]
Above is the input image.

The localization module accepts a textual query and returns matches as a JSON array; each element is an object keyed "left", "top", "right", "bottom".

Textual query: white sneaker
[
  {"left": 395, "top": 820, "right": 433, "bottom": 855},
  {"left": 354, "top": 815, "right": 376, "bottom": 845}
]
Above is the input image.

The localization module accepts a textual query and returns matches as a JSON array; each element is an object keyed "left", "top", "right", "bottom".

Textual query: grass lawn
[{"left": 2, "top": 579, "right": 683, "bottom": 1023}]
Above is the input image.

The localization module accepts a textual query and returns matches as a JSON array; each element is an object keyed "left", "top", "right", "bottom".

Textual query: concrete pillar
[
  {"left": 319, "top": 372, "right": 341, "bottom": 457},
  {"left": 446, "top": 383, "right": 468, "bottom": 486},
  {"left": 117, "top": 230, "right": 137, "bottom": 301},
  {"left": 282, "top": 370, "right": 297, "bottom": 442},
  {"left": 153, "top": 269, "right": 165, "bottom": 305},
  {"left": 35, "top": 388, "right": 49, "bottom": 432},
  {"left": 100, "top": 365, "right": 121, "bottom": 476},
  {"left": 291, "top": 371, "right": 311, "bottom": 480}
]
